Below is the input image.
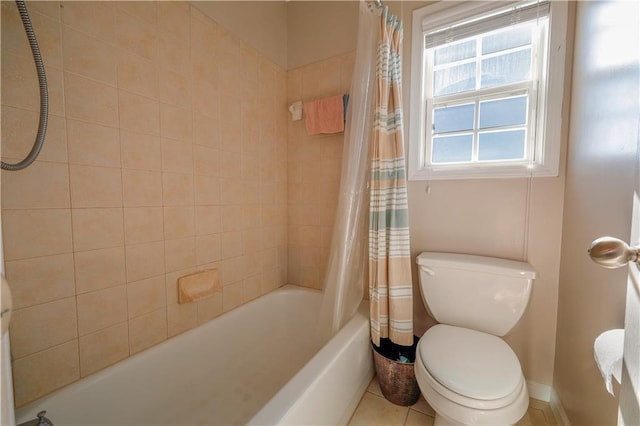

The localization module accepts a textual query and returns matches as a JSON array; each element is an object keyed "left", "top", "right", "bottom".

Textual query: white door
[
  {"left": 0, "top": 214, "right": 15, "bottom": 425},
  {"left": 608, "top": 1, "right": 639, "bottom": 422},
  {"left": 621, "top": 198, "right": 640, "bottom": 422},
  {"left": 584, "top": 0, "right": 639, "bottom": 423},
  {"left": 616, "top": 0, "right": 640, "bottom": 421},
  {"left": 1, "top": 302, "right": 15, "bottom": 426},
  {"left": 618, "top": 73, "right": 640, "bottom": 422},
  {"left": 587, "top": 127, "right": 640, "bottom": 426}
]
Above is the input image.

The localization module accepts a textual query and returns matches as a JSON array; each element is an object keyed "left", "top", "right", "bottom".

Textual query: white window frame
[{"left": 408, "top": 1, "right": 569, "bottom": 180}]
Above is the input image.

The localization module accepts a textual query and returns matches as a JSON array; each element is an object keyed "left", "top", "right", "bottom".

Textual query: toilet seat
[
  {"left": 415, "top": 348, "right": 525, "bottom": 411},
  {"left": 414, "top": 326, "right": 530, "bottom": 425},
  {"left": 418, "top": 324, "right": 522, "bottom": 401}
]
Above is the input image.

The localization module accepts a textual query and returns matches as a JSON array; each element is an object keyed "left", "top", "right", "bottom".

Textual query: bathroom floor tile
[
  {"left": 410, "top": 395, "right": 436, "bottom": 417},
  {"left": 367, "top": 375, "right": 435, "bottom": 417},
  {"left": 516, "top": 402, "right": 557, "bottom": 426},
  {"left": 352, "top": 377, "right": 556, "bottom": 426},
  {"left": 529, "top": 399, "right": 558, "bottom": 426},
  {"left": 366, "top": 375, "right": 383, "bottom": 396},
  {"left": 348, "top": 392, "right": 409, "bottom": 426},
  {"left": 405, "top": 409, "right": 434, "bottom": 426}
]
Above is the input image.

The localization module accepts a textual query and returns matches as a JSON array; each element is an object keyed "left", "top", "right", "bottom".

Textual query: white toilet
[{"left": 414, "top": 252, "right": 536, "bottom": 426}]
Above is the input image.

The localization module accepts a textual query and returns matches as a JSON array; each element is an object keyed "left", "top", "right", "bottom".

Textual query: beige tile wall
[
  {"left": 1, "top": 1, "right": 287, "bottom": 407},
  {"left": 286, "top": 53, "right": 354, "bottom": 289}
]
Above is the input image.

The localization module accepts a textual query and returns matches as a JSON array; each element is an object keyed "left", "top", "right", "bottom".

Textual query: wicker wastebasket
[{"left": 371, "top": 336, "right": 420, "bottom": 406}]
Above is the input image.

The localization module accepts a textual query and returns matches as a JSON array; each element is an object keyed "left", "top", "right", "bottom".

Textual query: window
[{"left": 408, "top": 1, "right": 569, "bottom": 180}]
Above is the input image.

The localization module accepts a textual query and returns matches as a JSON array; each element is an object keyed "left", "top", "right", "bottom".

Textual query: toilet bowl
[
  {"left": 414, "top": 253, "right": 536, "bottom": 426},
  {"left": 414, "top": 325, "right": 529, "bottom": 425}
]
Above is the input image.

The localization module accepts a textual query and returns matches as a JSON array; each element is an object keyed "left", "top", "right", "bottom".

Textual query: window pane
[
  {"left": 433, "top": 103, "right": 475, "bottom": 133},
  {"left": 432, "top": 134, "right": 473, "bottom": 163},
  {"left": 434, "top": 62, "right": 476, "bottom": 96},
  {"left": 482, "top": 24, "right": 533, "bottom": 55},
  {"left": 478, "top": 130, "right": 526, "bottom": 161},
  {"left": 479, "top": 96, "right": 527, "bottom": 129},
  {"left": 435, "top": 40, "right": 476, "bottom": 66},
  {"left": 480, "top": 49, "right": 531, "bottom": 88}
]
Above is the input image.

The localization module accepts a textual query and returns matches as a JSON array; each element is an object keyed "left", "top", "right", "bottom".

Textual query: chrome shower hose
[{"left": 1, "top": 0, "right": 49, "bottom": 171}]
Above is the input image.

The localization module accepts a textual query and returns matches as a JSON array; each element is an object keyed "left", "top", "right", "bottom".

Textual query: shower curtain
[
  {"left": 316, "top": 2, "right": 377, "bottom": 342},
  {"left": 368, "top": 7, "right": 413, "bottom": 347}
]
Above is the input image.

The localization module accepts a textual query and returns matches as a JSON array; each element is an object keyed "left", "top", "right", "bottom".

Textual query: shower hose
[{"left": 1, "top": 0, "right": 48, "bottom": 171}]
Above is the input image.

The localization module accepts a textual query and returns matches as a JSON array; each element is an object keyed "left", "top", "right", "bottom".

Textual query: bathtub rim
[{"left": 248, "top": 299, "right": 373, "bottom": 425}]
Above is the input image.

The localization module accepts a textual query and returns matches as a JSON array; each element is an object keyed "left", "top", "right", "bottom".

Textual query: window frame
[{"left": 408, "top": 1, "right": 569, "bottom": 180}]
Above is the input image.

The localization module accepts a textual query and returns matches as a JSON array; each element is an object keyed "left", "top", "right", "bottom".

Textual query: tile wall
[
  {"left": 1, "top": 1, "right": 287, "bottom": 406},
  {"left": 286, "top": 52, "right": 355, "bottom": 289}
]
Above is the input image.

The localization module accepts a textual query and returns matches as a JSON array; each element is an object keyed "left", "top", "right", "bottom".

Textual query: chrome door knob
[{"left": 588, "top": 236, "right": 640, "bottom": 268}]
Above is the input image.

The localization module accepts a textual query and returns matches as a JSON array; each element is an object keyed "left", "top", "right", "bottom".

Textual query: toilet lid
[{"left": 418, "top": 324, "right": 522, "bottom": 400}]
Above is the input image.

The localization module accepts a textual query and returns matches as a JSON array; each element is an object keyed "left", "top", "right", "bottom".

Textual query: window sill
[{"left": 408, "top": 163, "right": 559, "bottom": 181}]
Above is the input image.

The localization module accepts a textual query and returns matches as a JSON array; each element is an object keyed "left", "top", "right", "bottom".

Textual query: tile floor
[{"left": 348, "top": 376, "right": 558, "bottom": 426}]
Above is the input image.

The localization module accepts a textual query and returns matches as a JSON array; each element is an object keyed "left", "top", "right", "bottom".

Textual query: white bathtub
[{"left": 15, "top": 285, "right": 374, "bottom": 425}]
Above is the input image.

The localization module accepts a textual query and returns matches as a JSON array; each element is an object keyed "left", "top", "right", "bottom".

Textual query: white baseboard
[
  {"left": 550, "top": 388, "right": 571, "bottom": 426},
  {"left": 527, "top": 380, "right": 551, "bottom": 402}
]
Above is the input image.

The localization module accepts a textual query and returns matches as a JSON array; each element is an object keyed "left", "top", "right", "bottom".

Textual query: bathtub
[{"left": 15, "top": 285, "right": 374, "bottom": 425}]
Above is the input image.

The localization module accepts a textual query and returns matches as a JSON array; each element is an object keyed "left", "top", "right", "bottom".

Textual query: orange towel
[{"left": 304, "top": 95, "right": 345, "bottom": 135}]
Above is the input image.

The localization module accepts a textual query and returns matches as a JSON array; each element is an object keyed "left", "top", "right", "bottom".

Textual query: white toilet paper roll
[{"left": 594, "top": 329, "right": 624, "bottom": 395}]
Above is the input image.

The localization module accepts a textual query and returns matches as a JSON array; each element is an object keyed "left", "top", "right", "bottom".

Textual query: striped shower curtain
[{"left": 368, "top": 7, "right": 413, "bottom": 347}]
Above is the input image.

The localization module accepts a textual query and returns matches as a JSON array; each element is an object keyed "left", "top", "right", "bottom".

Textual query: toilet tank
[{"left": 416, "top": 252, "right": 536, "bottom": 337}]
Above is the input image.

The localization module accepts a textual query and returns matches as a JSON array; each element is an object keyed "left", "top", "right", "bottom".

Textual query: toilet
[{"left": 414, "top": 252, "right": 536, "bottom": 426}]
